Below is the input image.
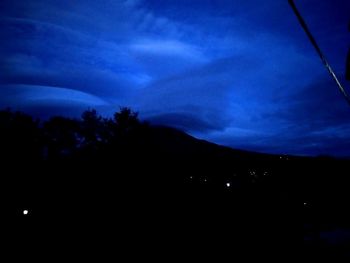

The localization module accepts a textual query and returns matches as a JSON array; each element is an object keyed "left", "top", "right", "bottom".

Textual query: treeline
[{"left": 0, "top": 107, "right": 150, "bottom": 162}]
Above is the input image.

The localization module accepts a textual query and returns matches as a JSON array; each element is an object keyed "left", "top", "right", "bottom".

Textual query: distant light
[
  {"left": 23, "top": 210, "right": 29, "bottom": 215},
  {"left": 304, "top": 203, "right": 307, "bottom": 206},
  {"left": 226, "top": 182, "right": 231, "bottom": 188}
]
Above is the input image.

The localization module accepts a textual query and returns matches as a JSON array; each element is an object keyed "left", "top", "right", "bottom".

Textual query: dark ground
[{"left": 2, "top": 109, "right": 350, "bottom": 260}]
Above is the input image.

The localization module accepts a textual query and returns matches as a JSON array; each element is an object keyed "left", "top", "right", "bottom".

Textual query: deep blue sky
[{"left": 1, "top": 0, "right": 350, "bottom": 156}]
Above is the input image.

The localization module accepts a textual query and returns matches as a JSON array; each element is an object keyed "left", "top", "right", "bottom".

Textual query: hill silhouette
[{"left": 2, "top": 108, "right": 350, "bottom": 259}]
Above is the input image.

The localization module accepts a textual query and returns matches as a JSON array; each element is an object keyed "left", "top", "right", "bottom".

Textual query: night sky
[{"left": 1, "top": 0, "right": 350, "bottom": 156}]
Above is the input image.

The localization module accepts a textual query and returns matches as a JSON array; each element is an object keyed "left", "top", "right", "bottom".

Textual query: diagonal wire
[{"left": 288, "top": 0, "right": 350, "bottom": 106}]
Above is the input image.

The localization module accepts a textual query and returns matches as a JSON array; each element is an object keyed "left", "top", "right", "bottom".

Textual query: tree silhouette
[
  {"left": 43, "top": 116, "right": 80, "bottom": 159},
  {"left": 0, "top": 109, "right": 42, "bottom": 161},
  {"left": 113, "top": 107, "right": 140, "bottom": 134},
  {"left": 81, "top": 109, "right": 103, "bottom": 146}
]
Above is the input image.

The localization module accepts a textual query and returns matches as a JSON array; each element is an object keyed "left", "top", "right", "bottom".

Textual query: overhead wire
[{"left": 288, "top": 0, "right": 350, "bottom": 106}]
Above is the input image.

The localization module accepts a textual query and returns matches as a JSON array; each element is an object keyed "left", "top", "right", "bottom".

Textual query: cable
[{"left": 288, "top": 0, "right": 350, "bottom": 106}]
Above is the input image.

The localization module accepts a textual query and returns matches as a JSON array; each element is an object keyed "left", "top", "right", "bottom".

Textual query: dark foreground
[
  {"left": 4, "top": 157, "right": 350, "bottom": 260},
  {"left": 2, "top": 109, "right": 350, "bottom": 260}
]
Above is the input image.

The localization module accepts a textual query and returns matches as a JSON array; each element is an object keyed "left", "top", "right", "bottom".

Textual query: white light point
[
  {"left": 23, "top": 210, "right": 29, "bottom": 215},
  {"left": 226, "top": 182, "right": 231, "bottom": 188}
]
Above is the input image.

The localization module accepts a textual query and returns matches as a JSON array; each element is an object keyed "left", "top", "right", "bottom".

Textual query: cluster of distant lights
[
  {"left": 19, "top": 161, "right": 305, "bottom": 217},
  {"left": 21, "top": 159, "right": 287, "bottom": 213},
  {"left": 279, "top": 155, "right": 290, "bottom": 160},
  {"left": 189, "top": 169, "right": 271, "bottom": 186},
  {"left": 189, "top": 169, "right": 310, "bottom": 208}
]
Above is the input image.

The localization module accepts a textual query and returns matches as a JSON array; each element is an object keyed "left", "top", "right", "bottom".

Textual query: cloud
[
  {"left": 263, "top": 77, "right": 350, "bottom": 129},
  {"left": 0, "top": 84, "right": 108, "bottom": 106},
  {"left": 0, "top": 16, "right": 145, "bottom": 101},
  {"left": 203, "top": 76, "right": 350, "bottom": 156},
  {"left": 130, "top": 39, "right": 207, "bottom": 62},
  {"left": 0, "top": 58, "right": 135, "bottom": 101},
  {"left": 0, "top": 84, "right": 110, "bottom": 118},
  {"left": 131, "top": 31, "right": 316, "bottom": 133},
  {"left": 133, "top": 56, "right": 253, "bottom": 131}
]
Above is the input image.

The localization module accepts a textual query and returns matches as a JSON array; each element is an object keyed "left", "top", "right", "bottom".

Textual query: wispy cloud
[{"left": 130, "top": 39, "right": 207, "bottom": 62}]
